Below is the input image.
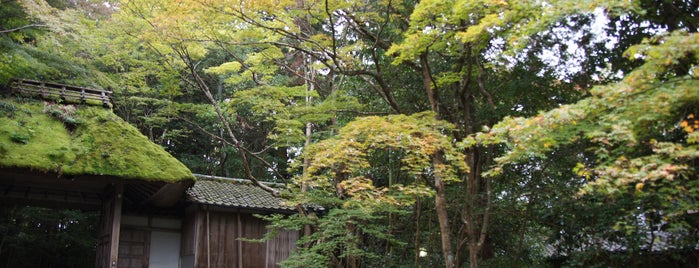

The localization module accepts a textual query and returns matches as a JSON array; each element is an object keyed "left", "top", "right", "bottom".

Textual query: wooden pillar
[
  {"left": 96, "top": 183, "right": 123, "bottom": 268},
  {"left": 206, "top": 207, "right": 211, "bottom": 268},
  {"left": 109, "top": 183, "right": 124, "bottom": 267},
  {"left": 237, "top": 209, "right": 243, "bottom": 268}
]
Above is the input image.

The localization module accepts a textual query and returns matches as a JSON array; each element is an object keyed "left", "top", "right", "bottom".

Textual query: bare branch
[
  {"left": 173, "top": 44, "right": 283, "bottom": 195},
  {"left": 178, "top": 116, "right": 288, "bottom": 182},
  {"left": 0, "top": 24, "right": 48, "bottom": 34}
]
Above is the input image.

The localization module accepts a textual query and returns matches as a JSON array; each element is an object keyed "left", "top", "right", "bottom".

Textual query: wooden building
[
  {"left": 118, "top": 175, "right": 298, "bottom": 268},
  {"left": 0, "top": 80, "right": 298, "bottom": 267}
]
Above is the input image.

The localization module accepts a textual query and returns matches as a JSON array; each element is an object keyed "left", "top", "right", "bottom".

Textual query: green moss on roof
[{"left": 0, "top": 97, "right": 194, "bottom": 182}]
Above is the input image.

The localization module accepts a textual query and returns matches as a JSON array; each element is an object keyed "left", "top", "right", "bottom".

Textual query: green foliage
[
  {"left": 275, "top": 112, "right": 464, "bottom": 266},
  {"left": 387, "top": 0, "right": 642, "bottom": 77},
  {"left": 205, "top": 61, "right": 242, "bottom": 75},
  {"left": 471, "top": 31, "right": 699, "bottom": 259},
  {"left": 0, "top": 0, "right": 118, "bottom": 87},
  {"left": 0, "top": 206, "right": 99, "bottom": 268},
  {"left": 280, "top": 207, "right": 406, "bottom": 268},
  {"left": 301, "top": 112, "right": 468, "bottom": 187}
]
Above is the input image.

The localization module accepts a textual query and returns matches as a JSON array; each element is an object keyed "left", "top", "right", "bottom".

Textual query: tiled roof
[{"left": 187, "top": 174, "right": 295, "bottom": 212}]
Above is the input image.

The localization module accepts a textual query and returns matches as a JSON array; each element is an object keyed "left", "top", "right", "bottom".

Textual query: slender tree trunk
[
  {"left": 418, "top": 51, "right": 454, "bottom": 268},
  {"left": 421, "top": 54, "right": 439, "bottom": 114},
  {"left": 414, "top": 197, "right": 422, "bottom": 266},
  {"left": 301, "top": 62, "right": 315, "bottom": 237},
  {"left": 347, "top": 221, "right": 358, "bottom": 268},
  {"left": 295, "top": 0, "right": 317, "bottom": 239},
  {"left": 469, "top": 243, "right": 478, "bottom": 268},
  {"left": 434, "top": 152, "right": 455, "bottom": 268},
  {"left": 454, "top": 55, "right": 497, "bottom": 268}
]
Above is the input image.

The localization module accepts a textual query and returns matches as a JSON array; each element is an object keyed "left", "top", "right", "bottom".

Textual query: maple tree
[{"left": 469, "top": 30, "right": 699, "bottom": 257}]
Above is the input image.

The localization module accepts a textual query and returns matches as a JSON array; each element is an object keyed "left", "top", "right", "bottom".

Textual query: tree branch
[
  {"left": 172, "top": 44, "right": 282, "bottom": 196},
  {"left": 0, "top": 24, "right": 48, "bottom": 34}
]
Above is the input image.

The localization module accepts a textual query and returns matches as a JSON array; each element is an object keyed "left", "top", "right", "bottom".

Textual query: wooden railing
[{"left": 9, "top": 79, "right": 112, "bottom": 108}]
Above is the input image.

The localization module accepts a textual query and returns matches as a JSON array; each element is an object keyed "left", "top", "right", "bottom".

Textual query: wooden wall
[
  {"left": 116, "top": 214, "right": 182, "bottom": 268},
  {"left": 182, "top": 208, "right": 298, "bottom": 268},
  {"left": 117, "top": 229, "right": 150, "bottom": 268},
  {"left": 265, "top": 226, "right": 299, "bottom": 267}
]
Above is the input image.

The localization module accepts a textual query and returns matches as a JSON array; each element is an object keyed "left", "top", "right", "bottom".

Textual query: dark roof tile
[{"left": 187, "top": 174, "right": 294, "bottom": 211}]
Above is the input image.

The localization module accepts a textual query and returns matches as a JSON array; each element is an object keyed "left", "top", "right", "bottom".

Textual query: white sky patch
[
  {"left": 287, "top": 146, "right": 303, "bottom": 164},
  {"left": 486, "top": 8, "right": 620, "bottom": 82},
  {"left": 591, "top": 8, "right": 614, "bottom": 50}
]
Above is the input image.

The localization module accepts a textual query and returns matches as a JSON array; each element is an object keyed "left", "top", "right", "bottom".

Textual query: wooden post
[
  {"left": 96, "top": 183, "right": 124, "bottom": 268},
  {"left": 206, "top": 207, "right": 211, "bottom": 268},
  {"left": 101, "top": 91, "right": 109, "bottom": 107},
  {"left": 10, "top": 79, "right": 18, "bottom": 95},
  {"left": 40, "top": 82, "right": 47, "bottom": 98},
  {"left": 237, "top": 209, "right": 243, "bottom": 268},
  {"left": 107, "top": 183, "right": 123, "bottom": 267},
  {"left": 60, "top": 86, "right": 66, "bottom": 102}
]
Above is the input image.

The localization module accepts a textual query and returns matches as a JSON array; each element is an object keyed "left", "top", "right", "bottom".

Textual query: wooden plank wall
[
  {"left": 117, "top": 229, "right": 151, "bottom": 268},
  {"left": 185, "top": 209, "right": 299, "bottom": 268},
  {"left": 192, "top": 210, "right": 240, "bottom": 267},
  {"left": 181, "top": 211, "right": 197, "bottom": 257},
  {"left": 241, "top": 213, "right": 266, "bottom": 268},
  {"left": 265, "top": 228, "right": 299, "bottom": 268}
]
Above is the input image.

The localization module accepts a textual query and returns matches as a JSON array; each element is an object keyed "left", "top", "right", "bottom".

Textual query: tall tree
[{"left": 384, "top": 0, "right": 636, "bottom": 266}]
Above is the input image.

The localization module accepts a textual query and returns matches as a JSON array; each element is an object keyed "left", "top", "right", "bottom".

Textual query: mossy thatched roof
[{"left": 0, "top": 97, "right": 194, "bottom": 182}]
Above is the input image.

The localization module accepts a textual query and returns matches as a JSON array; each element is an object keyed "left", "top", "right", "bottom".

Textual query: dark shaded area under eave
[{"left": 0, "top": 93, "right": 195, "bottom": 209}]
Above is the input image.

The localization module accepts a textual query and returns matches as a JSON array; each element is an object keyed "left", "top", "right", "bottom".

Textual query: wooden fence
[{"left": 9, "top": 79, "right": 112, "bottom": 107}]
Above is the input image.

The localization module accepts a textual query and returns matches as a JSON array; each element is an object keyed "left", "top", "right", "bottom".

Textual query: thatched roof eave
[{"left": 0, "top": 96, "right": 195, "bottom": 184}]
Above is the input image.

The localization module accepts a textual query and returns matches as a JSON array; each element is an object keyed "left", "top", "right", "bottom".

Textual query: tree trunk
[
  {"left": 418, "top": 51, "right": 454, "bottom": 268},
  {"left": 434, "top": 152, "right": 455, "bottom": 268},
  {"left": 469, "top": 243, "right": 479, "bottom": 268}
]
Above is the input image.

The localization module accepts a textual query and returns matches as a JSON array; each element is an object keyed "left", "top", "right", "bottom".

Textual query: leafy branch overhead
[
  {"left": 298, "top": 111, "right": 467, "bottom": 202},
  {"left": 468, "top": 31, "right": 699, "bottom": 224}
]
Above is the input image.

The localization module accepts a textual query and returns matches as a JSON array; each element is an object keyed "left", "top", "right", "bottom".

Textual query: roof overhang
[
  {"left": 0, "top": 168, "right": 114, "bottom": 210},
  {"left": 0, "top": 167, "right": 194, "bottom": 210}
]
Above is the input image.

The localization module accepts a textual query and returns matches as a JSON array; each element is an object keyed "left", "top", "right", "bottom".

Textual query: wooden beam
[
  {"left": 139, "top": 180, "right": 193, "bottom": 207},
  {"left": 0, "top": 182, "right": 103, "bottom": 210}
]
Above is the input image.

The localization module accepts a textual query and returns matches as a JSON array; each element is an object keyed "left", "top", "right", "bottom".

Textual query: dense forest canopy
[{"left": 1, "top": 0, "right": 697, "bottom": 267}]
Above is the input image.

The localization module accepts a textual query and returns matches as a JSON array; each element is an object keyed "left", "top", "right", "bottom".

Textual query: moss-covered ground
[{"left": 0, "top": 96, "right": 194, "bottom": 182}]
